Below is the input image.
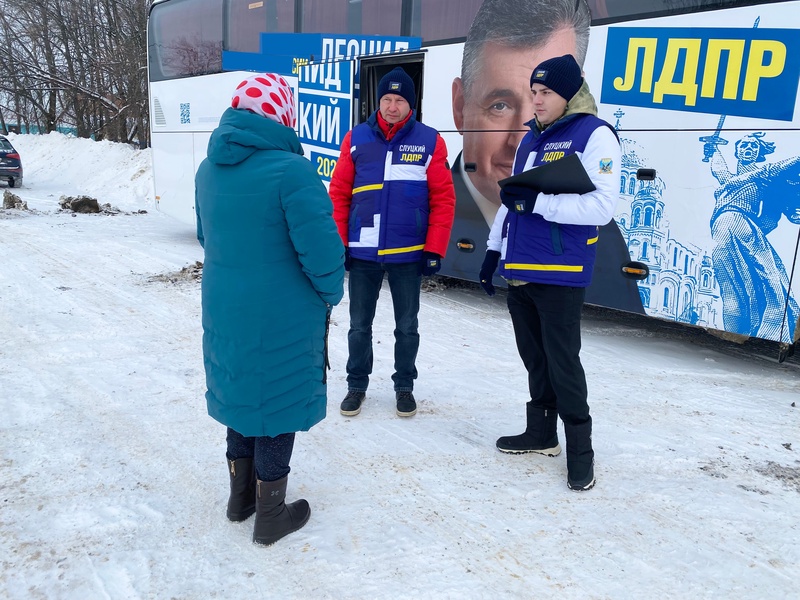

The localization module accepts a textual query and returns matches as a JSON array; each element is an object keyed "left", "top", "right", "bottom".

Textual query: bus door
[{"left": 356, "top": 53, "right": 425, "bottom": 126}]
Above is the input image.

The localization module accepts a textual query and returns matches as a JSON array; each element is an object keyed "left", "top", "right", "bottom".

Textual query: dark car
[{"left": 0, "top": 135, "right": 23, "bottom": 188}]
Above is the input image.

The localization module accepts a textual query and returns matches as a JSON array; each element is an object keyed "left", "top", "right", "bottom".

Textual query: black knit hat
[
  {"left": 529, "top": 54, "right": 583, "bottom": 102},
  {"left": 377, "top": 67, "right": 416, "bottom": 108}
]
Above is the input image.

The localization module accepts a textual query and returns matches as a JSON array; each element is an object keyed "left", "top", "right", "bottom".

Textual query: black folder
[{"left": 498, "top": 153, "right": 596, "bottom": 195}]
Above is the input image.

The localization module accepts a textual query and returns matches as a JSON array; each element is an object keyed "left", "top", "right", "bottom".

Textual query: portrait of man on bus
[
  {"left": 451, "top": 0, "right": 587, "bottom": 221},
  {"left": 447, "top": 0, "right": 644, "bottom": 314}
]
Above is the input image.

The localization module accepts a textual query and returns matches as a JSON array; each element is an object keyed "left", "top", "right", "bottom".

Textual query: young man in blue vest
[
  {"left": 479, "top": 54, "right": 621, "bottom": 491},
  {"left": 330, "top": 67, "right": 456, "bottom": 418}
]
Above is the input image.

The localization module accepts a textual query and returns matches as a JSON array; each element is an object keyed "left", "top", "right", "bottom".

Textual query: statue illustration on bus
[{"left": 703, "top": 131, "right": 800, "bottom": 342}]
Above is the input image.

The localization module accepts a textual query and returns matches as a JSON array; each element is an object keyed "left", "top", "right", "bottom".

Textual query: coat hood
[
  {"left": 206, "top": 107, "right": 303, "bottom": 165},
  {"left": 564, "top": 81, "right": 598, "bottom": 118}
]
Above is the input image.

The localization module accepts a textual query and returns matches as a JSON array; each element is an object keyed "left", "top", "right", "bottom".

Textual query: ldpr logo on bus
[{"left": 600, "top": 26, "right": 800, "bottom": 121}]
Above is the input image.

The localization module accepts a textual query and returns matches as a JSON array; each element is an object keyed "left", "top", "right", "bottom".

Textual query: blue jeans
[{"left": 346, "top": 258, "right": 421, "bottom": 392}]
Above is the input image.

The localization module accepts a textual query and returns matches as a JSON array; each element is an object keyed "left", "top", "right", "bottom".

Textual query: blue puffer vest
[
  {"left": 499, "top": 114, "right": 614, "bottom": 287},
  {"left": 347, "top": 112, "right": 438, "bottom": 263}
]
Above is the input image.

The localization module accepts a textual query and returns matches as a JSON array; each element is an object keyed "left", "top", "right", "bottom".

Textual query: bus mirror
[
  {"left": 621, "top": 261, "right": 649, "bottom": 280},
  {"left": 464, "top": 162, "right": 477, "bottom": 173},
  {"left": 636, "top": 168, "right": 656, "bottom": 181}
]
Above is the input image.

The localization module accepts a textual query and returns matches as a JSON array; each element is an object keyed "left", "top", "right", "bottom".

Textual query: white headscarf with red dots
[{"left": 231, "top": 73, "right": 296, "bottom": 128}]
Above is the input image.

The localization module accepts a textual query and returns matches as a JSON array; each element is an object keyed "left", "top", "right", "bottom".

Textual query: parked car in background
[{"left": 0, "top": 135, "right": 23, "bottom": 188}]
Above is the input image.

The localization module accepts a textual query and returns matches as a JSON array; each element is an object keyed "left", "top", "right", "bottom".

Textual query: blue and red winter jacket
[{"left": 329, "top": 110, "right": 455, "bottom": 262}]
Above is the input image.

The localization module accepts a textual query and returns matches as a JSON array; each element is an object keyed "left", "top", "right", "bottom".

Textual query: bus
[{"left": 147, "top": 0, "right": 800, "bottom": 353}]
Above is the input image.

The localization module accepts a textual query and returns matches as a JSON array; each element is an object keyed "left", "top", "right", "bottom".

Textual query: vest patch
[
  {"left": 541, "top": 151, "right": 565, "bottom": 162},
  {"left": 542, "top": 141, "right": 572, "bottom": 152}
]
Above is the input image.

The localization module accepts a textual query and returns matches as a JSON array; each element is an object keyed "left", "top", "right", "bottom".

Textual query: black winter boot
[
  {"left": 226, "top": 457, "right": 256, "bottom": 522},
  {"left": 253, "top": 476, "right": 311, "bottom": 546},
  {"left": 564, "top": 418, "right": 596, "bottom": 491},
  {"left": 496, "top": 404, "right": 561, "bottom": 455},
  {"left": 340, "top": 390, "right": 366, "bottom": 416},
  {"left": 396, "top": 391, "right": 417, "bottom": 417}
]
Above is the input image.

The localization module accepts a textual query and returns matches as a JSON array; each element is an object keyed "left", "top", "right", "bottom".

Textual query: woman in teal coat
[{"left": 194, "top": 74, "right": 345, "bottom": 546}]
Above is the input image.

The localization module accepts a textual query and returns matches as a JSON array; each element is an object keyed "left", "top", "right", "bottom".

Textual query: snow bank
[{"left": 7, "top": 132, "right": 154, "bottom": 212}]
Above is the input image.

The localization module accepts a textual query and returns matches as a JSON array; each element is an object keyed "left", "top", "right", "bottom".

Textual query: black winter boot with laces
[
  {"left": 396, "top": 391, "right": 417, "bottom": 417},
  {"left": 340, "top": 390, "right": 366, "bottom": 416}
]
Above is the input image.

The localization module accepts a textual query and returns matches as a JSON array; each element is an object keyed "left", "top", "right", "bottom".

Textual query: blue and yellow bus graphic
[
  {"left": 223, "top": 33, "right": 420, "bottom": 78},
  {"left": 295, "top": 49, "right": 353, "bottom": 157},
  {"left": 601, "top": 27, "right": 800, "bottom": 121}
]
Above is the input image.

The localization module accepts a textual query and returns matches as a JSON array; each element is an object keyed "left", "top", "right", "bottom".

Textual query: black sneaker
[
  {"left": 396, "top": 391, "right": 417, "bottom": 417},
  {"left": 340, "top": 390, "right": 366, "bottom": 416}
]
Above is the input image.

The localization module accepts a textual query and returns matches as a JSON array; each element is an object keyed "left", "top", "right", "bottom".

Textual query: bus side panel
[
  {"left": 422, "top": 43, "right": 493, "bottom": 286},
  {"left": 425, "top": 43, "right": 646, "bottom": 315},
  {"left": 151, "top": 132, "right": 198, "bottom": 227},
  {"left": 588, "top": 4, "right": 800, "bottom": 343},
  {"left": 149, "top": 72, "right": 253, "bottom": 226}
]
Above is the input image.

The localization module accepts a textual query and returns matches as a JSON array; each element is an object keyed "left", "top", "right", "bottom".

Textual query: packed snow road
[{"left": 1, "top": 185, "right": 799, "bottom": 598}]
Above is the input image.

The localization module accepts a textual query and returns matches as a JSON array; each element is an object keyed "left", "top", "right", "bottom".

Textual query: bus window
[
  {"left": 409, "top": 0, "right": 484, "bottom": 43},
  {"left": 587, "top": 0, "right": 609, "bottom": 19},
  {"left": 302, "top": 0, "right": 403, "bottom": 36},
  {"left": 148, "top": 0, "right": 223, "bottom": 81},
  {"left": 597, "top": 0, "right": 766, "bottom": 23},
  {"left": 227, "top": 0, "right": 296, "bottom": 53},
  {"left": 361, "top": 0, "right": 403, "bottom": 35}
]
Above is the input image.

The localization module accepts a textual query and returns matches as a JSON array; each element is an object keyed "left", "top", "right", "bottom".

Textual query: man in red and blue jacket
[
  {"left": 479, "top": 54, "right": 621, "bottom": 492},
  {"left": 330, "top": 66, "right": 455, "bottom": 419}
]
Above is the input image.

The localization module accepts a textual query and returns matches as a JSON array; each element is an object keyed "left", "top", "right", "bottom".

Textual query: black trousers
[
  {"left": 507, "top": 283, "right": 590, "bottom": 426},
  {"left": 226, "top": 428, "right": 295, "bottom": 482}
]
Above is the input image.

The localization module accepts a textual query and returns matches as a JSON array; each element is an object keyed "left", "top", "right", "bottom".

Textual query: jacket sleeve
[
  {"left": 328, "top": 130, "right": 355, "bottom": 246},
  {"left": 280, "top": 157, "right": 346, "bottom": 306},
  {"left": 532, "top": 126, "right": 622, "bottom": 226},
  {"left": 424, "top": 134, "right": 456, "bottom": 257},
  {"left": 487, "top": 204, "right": 508, "bottom": 253}
]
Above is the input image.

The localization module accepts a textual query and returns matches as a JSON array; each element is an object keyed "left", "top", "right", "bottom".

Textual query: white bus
[{"left": 147, "top": 0, "right": 800, "bottom": 352}]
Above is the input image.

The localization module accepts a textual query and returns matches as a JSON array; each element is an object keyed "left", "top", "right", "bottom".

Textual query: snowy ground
[{"left": 1, "top": 133, "right": 799, "bottom": 599}]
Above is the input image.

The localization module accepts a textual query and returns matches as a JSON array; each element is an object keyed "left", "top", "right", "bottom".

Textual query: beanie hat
[
  {"left": 529, "top": 54, "right": 583, "bottom": 102},
  {"left": 231, "top": 73, "right": 296, "bottom": 128},
  {"left": 377, "top": 67, "right": 416, "bottom": 108}
]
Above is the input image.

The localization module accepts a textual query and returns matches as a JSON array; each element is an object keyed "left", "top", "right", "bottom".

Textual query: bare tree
[{"left": 0, "top": 0, "right": 150, "bottom": 146}]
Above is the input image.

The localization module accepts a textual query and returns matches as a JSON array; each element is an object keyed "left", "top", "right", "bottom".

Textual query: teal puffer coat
[{"left": 195, "top": 107, "right": 345, "bottom": 437}]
